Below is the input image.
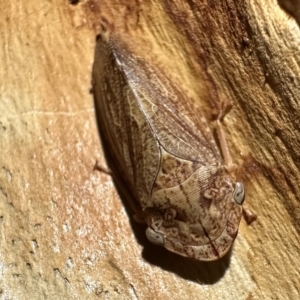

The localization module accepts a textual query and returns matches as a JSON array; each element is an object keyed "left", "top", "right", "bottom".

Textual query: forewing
[
  {"left": 112, "top": 40, "right": 222, "bottom": 166},
  {"left": 93, "top": 36, "right": 160, "bottom": 205}
]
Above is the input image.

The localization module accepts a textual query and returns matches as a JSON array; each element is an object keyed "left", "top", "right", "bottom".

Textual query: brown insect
[{"left": 93, "top": 33, "right": 245, "bottom": 261}]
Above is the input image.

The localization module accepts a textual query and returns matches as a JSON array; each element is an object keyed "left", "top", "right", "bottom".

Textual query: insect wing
[
  {"left": 93, "top": 37, "right": 160, "bottom": 206},
  {"left": 112, "top": 42, "right": 222, "bottom": 166}
]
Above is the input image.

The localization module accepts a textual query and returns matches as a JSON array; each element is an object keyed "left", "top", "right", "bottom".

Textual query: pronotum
[{"left": 93, "top": 33, "right": 245, "bottom": 261}]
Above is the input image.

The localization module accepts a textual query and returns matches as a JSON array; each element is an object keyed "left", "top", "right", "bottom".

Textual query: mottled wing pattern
[
  {"left": 93, "top": 37, "right": 160, "bottom": 205},
  {"left": 94, "top": 35, "right": 222, "bottom": 208},
  {"left": 111, "top": 39, "right": 222, "bottom": 166}
]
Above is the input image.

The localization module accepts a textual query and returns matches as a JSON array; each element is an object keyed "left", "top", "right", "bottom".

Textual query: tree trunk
[{"left": 1, "top": 0, "right": 299, "bottom": 299}]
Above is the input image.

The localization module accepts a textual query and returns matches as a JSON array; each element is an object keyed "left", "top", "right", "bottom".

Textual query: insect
[{"left": 93, "top": 33, "right": 245, "bottom": 261}]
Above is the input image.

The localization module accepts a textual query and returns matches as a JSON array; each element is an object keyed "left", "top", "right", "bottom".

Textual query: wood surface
[{"left": 1, "top": 0, "right": 299, "bottom": 299}]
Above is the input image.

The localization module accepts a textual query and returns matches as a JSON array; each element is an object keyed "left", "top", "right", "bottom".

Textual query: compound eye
[
  {"left": 233, "top": 182, "right": 245, "bottom": 205},
  {"left": 146, "top": 227, "right": 165, "bottom": 246}
]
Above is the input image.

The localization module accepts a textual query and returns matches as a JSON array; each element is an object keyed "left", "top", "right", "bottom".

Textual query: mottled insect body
[{"left": 93, "top": 33, "right": 245, "bottom": 261}]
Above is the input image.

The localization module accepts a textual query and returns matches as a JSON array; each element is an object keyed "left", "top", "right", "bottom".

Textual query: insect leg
[
  {"left": 215, "top": 102, "right": 237, "bottom": 174},
  {"left": 94, "top": 160, "right": 112, "bottom": 175}
]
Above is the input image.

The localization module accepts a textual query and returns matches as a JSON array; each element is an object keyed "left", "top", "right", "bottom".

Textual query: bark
[{"left": 1, "top": 0, "right": 299, "bottom": 299}]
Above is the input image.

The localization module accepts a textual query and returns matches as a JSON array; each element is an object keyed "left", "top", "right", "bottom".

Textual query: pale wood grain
[{"left": 0, "top": 0, "right": 299, "bottom": 299}]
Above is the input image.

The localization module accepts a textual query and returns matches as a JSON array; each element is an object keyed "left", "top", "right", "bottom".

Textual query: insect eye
[
  {"left": 233, "top": 182, "right": 245, "bottom": 205},
  {"left": 146, "top": 227, "right": 165, "bottom": 246}
]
